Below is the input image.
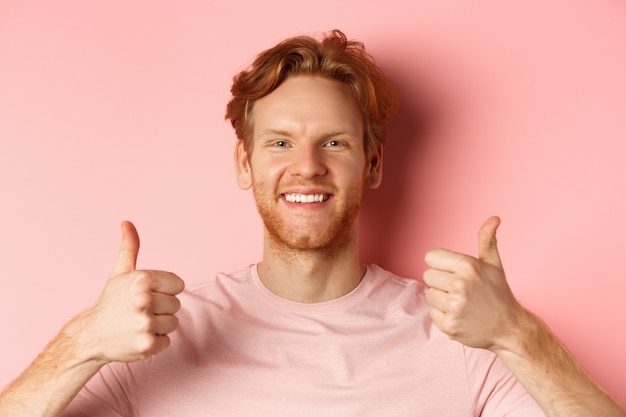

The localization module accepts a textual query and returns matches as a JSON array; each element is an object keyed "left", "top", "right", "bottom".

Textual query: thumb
[
  {"left": 477, "top": 216, "right": 503, "bottom": 268},
  {"left": 111, "top": 221, "right": 140, "bottom": 276}
]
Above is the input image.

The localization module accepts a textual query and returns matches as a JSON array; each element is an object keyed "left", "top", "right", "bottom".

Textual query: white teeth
[{"left": 284, "top": 193, "right": 328, "bottom": 203}]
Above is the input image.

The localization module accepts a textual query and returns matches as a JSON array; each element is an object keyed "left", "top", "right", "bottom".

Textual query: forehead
[{"left": 251, "top": 75, "right": 363, "bottom": 139}]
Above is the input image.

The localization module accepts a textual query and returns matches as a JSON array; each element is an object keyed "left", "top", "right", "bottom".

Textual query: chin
[{"left": 267, "top": 225, "right": 355, "bottom": 253}]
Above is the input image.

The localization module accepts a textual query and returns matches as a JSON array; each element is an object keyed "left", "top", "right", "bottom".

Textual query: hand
[
  {"left": 423, "top": 216, "right": 525, "bottom": 351},
  {"left": 75, "top": 221, "right": 185, "bottom": 363}
]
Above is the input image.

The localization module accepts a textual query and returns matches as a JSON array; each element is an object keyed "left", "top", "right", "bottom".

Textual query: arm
[
  {"left": 423, "top": 216, "right": 625, "bottom": 417},
  {"left": 495, "top": 307, "right": 623, "bottom": 416},
  {"left": 0, "top": 222, "right": 185, "bottom": 417}
]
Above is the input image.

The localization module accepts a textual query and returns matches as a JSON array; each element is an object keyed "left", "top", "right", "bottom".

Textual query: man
[{"left": 0, "top": 30, "right": 624, "bottom": 416}]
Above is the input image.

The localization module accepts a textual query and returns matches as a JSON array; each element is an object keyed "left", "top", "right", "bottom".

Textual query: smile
[{"left": 284, "top": 193, "right": 330, "bottom": 203}]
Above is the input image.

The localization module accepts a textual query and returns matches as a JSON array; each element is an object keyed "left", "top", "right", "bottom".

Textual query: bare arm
[
  {"left": 423, "top": 216, "right": 625, "bottom": 417},
  {"left": 0, "top": 315, "right": 108, "bottom": 416},
  {"left": 495, "top": 308, "right": 624, "bottom": 416},
  {"left": 0, "top": 222, "right": 185, "bottom": 417}
]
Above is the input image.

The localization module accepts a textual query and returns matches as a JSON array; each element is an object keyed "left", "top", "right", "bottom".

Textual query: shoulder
[
  {"left": 179, "top": 265, "right": 252, "bottom": 302},
  {"left": 365, "top": 264, "right": 427, "bottom": 296},
  {"left": 171, "top": 265, "right": 257, "bottom": 326},
  {"left": 361, "top": 264, "right": 429, "bottom": 315}
]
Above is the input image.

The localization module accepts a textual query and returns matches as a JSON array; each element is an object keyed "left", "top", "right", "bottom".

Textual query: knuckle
[
  {"left": 134, "top": 292, "right": 153, "bottom": 311},
  {"left": 135, "top": 334, "right": 157, "bottom": 357},
  {"left": 460, "top": 259, "right": 480, "bottom": 277},
  {"left": 133, "top": 270, "right": 154, "bottom": 287},
  {"left": 134, "top": 314, "right": 154, "bottom": 333},
  {"left": 448, "top": 298, "right": 465, "bottom": 314},
  {"left": 450, "top": 279, "right": 470, "bottom": 298},
  {"left": 442, "top": 319, "right": 460, "bottom": 340}
]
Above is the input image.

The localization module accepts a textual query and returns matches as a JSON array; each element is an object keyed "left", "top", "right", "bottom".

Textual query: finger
[
  {"left": 111, "top": 221, "right": 140, "bottom": 276},
  {"left": 146, "top": 272, "right": 186, "bottom": 295},
  {"left": 477, "top": 216, "right": 502, "bottom": 268},
  {"left": 428, "top": 308, "right": 447, "bottom": 332},
  {"left": 425, "top": 287, "right": 450, "bottom": 312},
  {"left": 149, "top": 292, "right": 182, "bottom": 315},
  {"left": 423, "top": 268, "right": 454, "bottom": 292},
  {"left": 152, "top": 314, "right": 180, "bottom": 336},
  {"left": 425, "top": 248, "right": 472, "bottom": 272},
  {"left": 148, "top": 334, "right": 172, "bottom": 356}
]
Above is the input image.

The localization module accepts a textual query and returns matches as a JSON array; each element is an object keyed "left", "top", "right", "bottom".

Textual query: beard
[{"left": 252, "top": 180, "right": 364, "bottom": 253}]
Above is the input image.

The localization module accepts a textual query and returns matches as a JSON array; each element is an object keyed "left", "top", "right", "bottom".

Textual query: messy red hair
[{"left": 225, "top": 30, "right": 399, "bottom": 156}]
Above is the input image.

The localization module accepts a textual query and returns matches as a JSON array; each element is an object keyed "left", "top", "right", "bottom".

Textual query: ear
[
  {"left": 234, "top": 140, "right": 252, "bottom": 190},
  {"left": 365, "top": 143, "right": 383, "bottom": 189}
]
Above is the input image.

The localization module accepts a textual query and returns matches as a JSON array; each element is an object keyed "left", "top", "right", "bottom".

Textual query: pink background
[{"left": 1, "top": 0, "right": 625, "bottom": 407}]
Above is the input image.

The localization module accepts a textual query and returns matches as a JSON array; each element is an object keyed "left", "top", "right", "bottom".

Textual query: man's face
[{"left": 235, "top": 75, "right": 382, "bottom": 252}]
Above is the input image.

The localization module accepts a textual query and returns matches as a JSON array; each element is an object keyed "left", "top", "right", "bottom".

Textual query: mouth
[{"left": 283, "top": 193, "right": 331, "bottom": 204}]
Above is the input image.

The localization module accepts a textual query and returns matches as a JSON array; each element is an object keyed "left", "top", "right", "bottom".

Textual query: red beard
[{"left": 252, "top": 180, "right": 364, "bottom": 253}]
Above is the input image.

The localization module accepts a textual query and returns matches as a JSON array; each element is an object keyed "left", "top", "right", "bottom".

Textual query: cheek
[
  {"left": 250, "top": 165, "right": 270, "bottom": 185},
  {"left": 250, "top": 158, "right": 290, "bottom": 183},
  {"left": 342, "top": 160, "right": 368, "bottom": 183}
]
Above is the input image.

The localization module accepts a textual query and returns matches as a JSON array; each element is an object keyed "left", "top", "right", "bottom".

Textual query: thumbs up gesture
[
  {"left": 78, "top": 221, "right": 185, "bottom": 363},
  {"left": 423, "top": 216, "right": 524, "bottom": 352}
]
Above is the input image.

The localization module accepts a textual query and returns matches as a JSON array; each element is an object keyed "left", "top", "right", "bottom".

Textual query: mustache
[{"left": 277, "top": 180, "right": 338, "bottom": 193}]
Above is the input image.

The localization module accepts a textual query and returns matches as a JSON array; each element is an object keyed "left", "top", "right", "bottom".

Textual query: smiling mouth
[{"left": 284, "top": 193, "right": 331, "bottom": 203}]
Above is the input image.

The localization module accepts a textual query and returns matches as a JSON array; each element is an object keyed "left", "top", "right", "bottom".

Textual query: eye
[
  {"left": 273, "top": 140, "right": 289, "bottom": 148},
  {"left": 324, "top": 140, "right": 342, "bottom": 148}
]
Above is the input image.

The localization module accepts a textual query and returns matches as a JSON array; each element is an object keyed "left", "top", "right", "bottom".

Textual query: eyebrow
[
  {"left": 257, "top": 128, "right": 292, "bottom": 138},
  {"left": 256, "top": 127, "right": 360, "bottom": 139}
]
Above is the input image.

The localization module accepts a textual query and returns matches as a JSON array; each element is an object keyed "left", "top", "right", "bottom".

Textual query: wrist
[
  {"left": 492, "top": 306, "right": 543, "bottom": 359},
  {"left": 57, "top": 308, "right": 110, "bottom": 368}
]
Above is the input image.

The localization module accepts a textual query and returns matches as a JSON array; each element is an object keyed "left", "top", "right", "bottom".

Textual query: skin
[
  {"left": 235, "top": 75, "right": 383, "bottom": 303},
  {"left": 0, "top": 74, "right": 624, "bottom": 416},
  {"left": 0, "top": 222, "right": 184, "bottom": 416},
  {"left": 424, "top": 216, "right": 625, "bottom": 416}
]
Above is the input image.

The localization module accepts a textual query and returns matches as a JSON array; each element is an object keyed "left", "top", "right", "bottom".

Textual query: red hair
[{"left": 225, "top": 30, "right": 399, "bottom": 155}]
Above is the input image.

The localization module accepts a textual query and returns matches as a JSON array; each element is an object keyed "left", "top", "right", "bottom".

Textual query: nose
[{"left": 288, "top": 144, "right": 327, "bottom": 179}]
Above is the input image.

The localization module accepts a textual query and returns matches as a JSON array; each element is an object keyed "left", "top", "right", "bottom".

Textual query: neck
[{"left": 257, "top": 232, "right": 365, "bottom": 303}]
